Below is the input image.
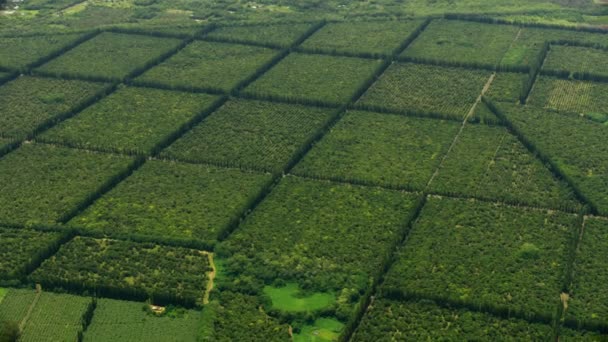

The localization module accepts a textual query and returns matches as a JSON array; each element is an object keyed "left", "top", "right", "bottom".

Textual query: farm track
[{"left": 18, "top": 285, "right": 41, "bottom": 332}]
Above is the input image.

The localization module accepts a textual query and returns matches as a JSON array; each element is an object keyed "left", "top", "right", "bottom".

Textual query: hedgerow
[
  {"left": 36, "top": 32, "right": 183, "bottom": 82},
  {"left": 0, "top": 143, "right": 135, "bottom": 226},
  {"left": 31, "top": 237, "right": 212, "bottom": 307},
  {"left": 353, "top": 298, "right": 554, "bottom": 341},
  {"left": 383, "top": 196, "right": 578, "bottom": 321},
  {"left": 161, "top": 99, "right": 336, "bottom": 173},
  {"left": 401, "top": 19, "right": 519, "bottom": 68},
  {"left": 430, "top": 124, "right": 580, "bottom": 210},
  {"left": 244, "top": 53, "right": 384, "bottom": 106},
  {"left": 0, "top": 76, "right": 110, "bottom": 140},
  {"left": 69, "top": 160, "right": 273, "bottom": 249},
  {"left": 135, "top": 41, "right": 279, "bottom": 92},
  {"left": 39, "top": 87, "right": 220, "bottom": 155},
  {"left": 0, "top": 33, "right": 84, "bottom": 70},
  {"left": 357, "top": 62, "right": 489, "bottom": 120},
  {"left": 292, "top": 111, "right": 460, "bottom": 190}
]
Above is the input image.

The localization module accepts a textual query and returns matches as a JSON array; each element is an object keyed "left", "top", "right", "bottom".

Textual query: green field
[{"left": 2, "top": 8, "right": 608, "bottom": 341}]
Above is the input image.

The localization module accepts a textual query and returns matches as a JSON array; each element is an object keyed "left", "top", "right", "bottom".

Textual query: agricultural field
[
  {"left": 358, "top": 62, "right": 489, "bottom": 119},
  {"left": 135, "top": 40, "right": 279, "bottom": 92},
  {"left": 30, "top": 237, "right": 212, "bottom": 306},
  {"left": 528, "top": 76, "right": 608, "bottom": 123},
  {"left": 292, "top": 111, "right": 460, "bottom": 190},
  {"left": 300, "top": 19, "right": 424, "bottom": 56},
  {"left": 244, "top": 52, "right": 384, "bottom": 105},
  {"left": 0, "top": 76, "right": 110, "bottom": 139},
  {"left": 161, "top": 99, "right": 335, "bottom": 173},
  {"left": 0, "top": 33, "right": 83, "bottom": 70},
  {"left": 0, "top": 143, "right": 134, "bottom": 226},
  {"left": 69, "top": 160, "right": 273, "bottom": 247},
  {"left": 39, "top": 87, "right": 220, "bottom": 154},
  {"left": 206, "top": 22, "right": 315, "bottom": 48},
  {"left": 401, "top": 19, "right": 519, "bottom": 67},
  {"left": 543, "top": 45, "right": 608, "bottom": 77},
  {"left": 2, "top": 14, "right": 608, "bottom": 341},
  {"left": 430, "top": 124, "right": 580, "bottom": 210},
  {"left": 84, "top": 298, "right": 200, "bottom": 341},
  {"left": 37, "top": 32, "right": 183, "bottom": 81}
]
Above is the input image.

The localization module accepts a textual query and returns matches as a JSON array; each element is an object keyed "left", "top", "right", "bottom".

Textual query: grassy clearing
[
  {"left": 264, "top": 283, "right": 335, "bottom": 312},
  {"left": 0, "top": 288, "right": 7, "bottom": 304},
  {"left": 294, "top": 317, "right": 344, "bottom": 342}
]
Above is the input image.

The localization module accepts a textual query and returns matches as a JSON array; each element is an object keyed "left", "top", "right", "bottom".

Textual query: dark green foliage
[
  {"left": 0, "top": 320, "right": 19, "bottom": 342},
  {"left": 70, "top": 160, "right": 273, "bottom": 248},
  {"left": 37, "top": 32, "right": 183, "bottom": 81},
  {"left": 402, "top": 19, "right": 519, "bottom": 68},
  {"left": 0, "top": 33, "right": 83, "bottom": 70},
  {"left": 245, "top": 53, "right": 384, "bottom": 106},
  {"left": 430, "top": 124, "right": 580, "bottom": 210},
  {"left": 83, "top": 298, "right": 200, "bottom": 341},
  {"left": 301, "top": 20, "right": 424, "bottom": 57},
  {"left": 162, "top": 99, "right": 335, "bottom": 173},
  {"left": 135, "top": 41, "right": 279, "bottom": 92},
  {"left": 206, "top": 22, "right": 315, "bottom": 48},
  {"left": 218, "top": 176, "right": 421, "bottom": 313},
  {"left": 0, "top": 228, "right": 65, "bottom": 280},
  {"left": 31, "top": 237, "right": 211, "bottom": 306},
  {"left": 520, "top": 42, "right": 549, "bottom": 104},
  {"left": 494, "top": 102, "right": 608, "bottom": 215},
  {"left": 353, "top": 298, "right": 554, "bottom": 341},
  {"left": 39, "top": 87, "right": 220, "bottom": 155},
  {"left": 0, "top": 76, "right": 110, "bottom": 139},
  {"left": 293, "top": 111, "right": 460, "bottom": 190},
  {"left": 0, "top": 143, "right": 134, "bottom": 226},
  {"left": 358, "top": 62, "right": 489, "bottom": 119},
  {"left": 383, "top": 197, "right": 578, "bottom": 320},
  {"left": 568, "top": 217, "right": 608, "bottom": 329}
]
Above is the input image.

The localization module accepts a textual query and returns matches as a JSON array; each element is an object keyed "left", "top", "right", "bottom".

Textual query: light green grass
[
  {"left": 294, "top": 317, "right": 344, "bottom": 342},
  {"left": 0, "top": 288, "right": 7, "bottom": 304},
  {"left": 264, "top": 283, "right": 334, "bottom": 312}
]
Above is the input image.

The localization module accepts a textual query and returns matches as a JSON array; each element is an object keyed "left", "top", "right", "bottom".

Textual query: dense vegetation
[
  {"left": 485, "top": 72, "right": 527, "bottom": 103},
  {"left": 293, "top": 111, "right": 460, "bottom": 190},
  {"left": 402, "top": 19, "right": 519, "bottom": 68},
  {"left": 383, "top": 197, "right": 577, "bottom": 320},
  {"left": 245, "top": 52, "right": 384, "bottom": 105},
  {"left": 543, "top": 45, "right": 608, "bottom": 78},
  {"left": 301, "top": 19, "right": 424, "bottom": 57},
  {"left": 70, "top": 160, "right": 273, "bottom": 248},
  {"left": 0, "top": 143, "right": 134, "bottom": 225},
  {"left": 353, "top": 298, "right": 554, "bottom": 341},
  {"left": 84, "top": 298, "right": 200, "bottom": 341},
  {"left": 0, "top": 33, "right": 83, "bottom": 70},
  {"left": 37, "top": 32, "right": 182, "bottom": 81},
  {"left": 430, "top": 124, "right": 580, "bottom": 210},
  {"left": 31, "top": 237, "right": 212, "bottom": 306},
  {"left": 135, "top": 40, "right": 279, "bottom": 92},
  {"left": 358, "top": 62, "right": 489, "bottom": 119},
  {"left": 162, "top": 99, "right": 335, "bottom": 173},
  {"left": 207, "top": 23, "right": 314, "bottom": 48},
  {"left": 0, "top": 76, "right": 109, "bottom": 139},
  {"left": 39, "top": 87, "right": 220, "bottom": 154}
]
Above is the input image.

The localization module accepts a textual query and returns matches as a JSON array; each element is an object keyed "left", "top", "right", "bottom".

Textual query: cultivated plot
[
  {"left": 383, "top": 197, "right": 577, "bottom": 319},
  {"left": 293, "top": 111, "right": 460, "bottom": 190},
  {"left": 497, "top": 102, "right": 608, "bottom": 215},
  {"left": 0, "top": 228, "right": 64, "bottom": 280},
  {"left": 84, "top": 298, "right": 200, "bottom": 342},
  {"left": 529, "top": 76, "right": 608, "bottom": 123},
  {"left": 31, "top": 237, "right": 212, "bottom": 305},
  {"left": 0, "top": 288, "right": 36, "bottom": 324},
  {"left": 0, "top": 76, "right": 109, "bottom": 139},
  {"left": 37, "top": 32, "right": 182, "bottom": 81},
  {"left": 136, "top": 40, "right": 279, "bottom": 92},
  {"left": 430, "top": 124, "right": 580, "bottom": 210},
  {"left": 353, "top": 298, "right": 554, "bottom": 341},
  {"left": 301, "top": 19, "right": 424, "bottom": 56},
  {"left": 39, "top": 87, "right": 219, "bottom": 154},
  {"left": 206, "top": 22, "right": 314, "bottom": 48},
  {"left": 485, "top": 72, "right": 527, "bottom": 103},
  {"left": 0, "top": 143, "right": 134, "bottom": 226},
  {"left": 0, "top": 33, "right": 83, "bottom": 70},
  {"left": 245, "top": 52, "right": 384, "bottom": 105},
  {"left": 358, "top": 62, "right": 489, "bottom": 119},
  {"left": 162, "top": 99, "right": 335, "bottom": 172},
  {"left": 70, "top": 160, "right": 273, "bottom": 247},
  {"left": 543, "top": 45, "right": 608, "bottom": 77},
  {"left": 401, "top": 19, "right": 519, "bottom": 67}
]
